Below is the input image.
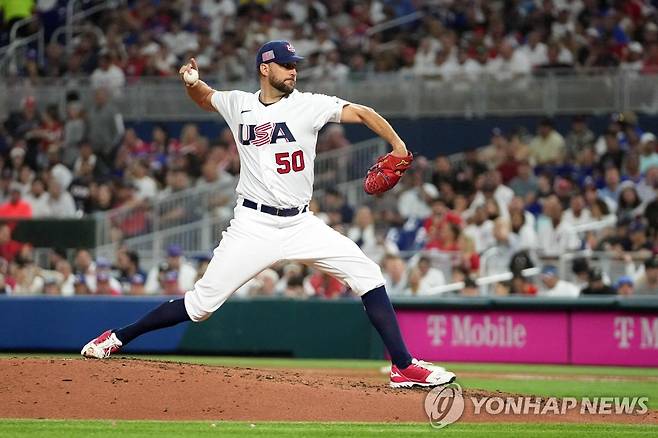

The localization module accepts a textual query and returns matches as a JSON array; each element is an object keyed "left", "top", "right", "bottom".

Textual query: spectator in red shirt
[
  {"left": 425, "top": 221, "right": 461, "bottom": 252},
  {"left": 0, "top": 223, "right": 24, "bottom": 262},
  {"left": 307, "top": 271, "right": 347, "bottom": 298},
  {"left": 0, "top": 183, "right": 33, "bottom": 219},
  {"left": 423, "top": 197, "right": 462, "bottom": 235},
  {"left": 642, "top": 42, "right": 658, "bottom": 74}
]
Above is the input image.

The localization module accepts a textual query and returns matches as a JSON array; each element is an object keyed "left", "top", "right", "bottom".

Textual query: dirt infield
[{"left": 1, "top": 358, "right": 657, "bottom": 424}]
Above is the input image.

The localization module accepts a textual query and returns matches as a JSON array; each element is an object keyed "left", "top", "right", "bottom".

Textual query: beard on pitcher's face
[{"left": 269, "top": 74, "right": 296, "bottom": 94}]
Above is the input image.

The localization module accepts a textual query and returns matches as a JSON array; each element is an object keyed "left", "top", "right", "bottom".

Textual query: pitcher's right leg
[{"left": 82, "top": 205, "right": 282, "bottom": 358}]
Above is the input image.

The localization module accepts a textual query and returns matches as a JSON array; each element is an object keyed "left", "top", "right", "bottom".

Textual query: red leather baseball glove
[{"left": 363, "top": 151, "right": 414, "bottom": 195}]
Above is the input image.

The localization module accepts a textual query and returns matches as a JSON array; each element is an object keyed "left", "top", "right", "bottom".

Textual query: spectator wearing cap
[
  {"left": 73, "top": 274, "right": 90, "bottom": 295},
  {"left": 145, "top": 244, "right": 197, "bottom": 294},
  {"left": 639, "top": 133, "right": 658, "bottom": 174},
  {"left": 581, "top": 268, "right": 617, "bottom": 295},
  {"left": 616, "top": 276, "right": 634, "bottom": 297},
  {"left": 538, "top": 265, "right": 580, "bottom": 297},
  {"left": 96, "top": 271, "right": 122, "bottom": 295},
  {"left": 128, "top": 273, "right": 146, "bottom": 295},
  {"left": 633, "top": 257, "right": 658, "bottom": 295},
  {"left": 92, "top": 257, "right": 122, "bottom": 295},
  {"left": 9, "top": 146, "right": 27, "bottom": 177},
  {"left": 528, "top": 118, "right": 566, "bottom": 166},
  {"left": 193, "top": 252, "right": 213, "bottom": 283}
]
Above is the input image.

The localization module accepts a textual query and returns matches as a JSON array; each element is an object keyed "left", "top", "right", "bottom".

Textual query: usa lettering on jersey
[{"left": 238, "top": 122, "right": 297, "bottom": 146}]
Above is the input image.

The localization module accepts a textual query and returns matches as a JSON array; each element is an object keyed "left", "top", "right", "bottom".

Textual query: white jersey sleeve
[
  {"left": 310, "top": 93, "right": 351, "bottom": 131},
  {"left": 211, "top": 90, "right": 249, "bottom": 125}
]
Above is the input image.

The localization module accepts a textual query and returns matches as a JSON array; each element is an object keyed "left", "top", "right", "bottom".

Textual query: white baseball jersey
[
  {"left": 211, "top": 89, "right": 349, "bottom": 207},
  {"left": 184, "top": 88, "right": 385, "bottom": 322}
]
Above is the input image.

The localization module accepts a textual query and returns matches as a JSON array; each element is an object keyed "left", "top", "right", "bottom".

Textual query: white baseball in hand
[{"left": 183, "top": 68, "right": 199, "bottom": 85}]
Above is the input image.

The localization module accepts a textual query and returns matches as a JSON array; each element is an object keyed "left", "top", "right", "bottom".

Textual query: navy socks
[
  {"left": 361, "top": 285, "right": 413, "bottom": 369},
  {"left": 113, "top": 288, "right": 412, "bottom": 371},
  {"left": 114, "top": 298, "right": 191, "bottom": 345}
]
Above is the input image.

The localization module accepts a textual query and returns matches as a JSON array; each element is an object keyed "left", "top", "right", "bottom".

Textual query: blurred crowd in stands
[
  {"left": 2, "top": 93, "right": 658, "bottom": 297},
  {"left": 2, "top": 0, "right": 658, "bottom": 84},
  {"left": 3, "top": 1, "right": 658, "bottom": 298}
]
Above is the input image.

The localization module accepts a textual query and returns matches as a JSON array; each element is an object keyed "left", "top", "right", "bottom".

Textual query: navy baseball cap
[
  {"left": 615, "top": 276, "right": 633, "bottom": 288},
  {"left": 541, "top": 265, "right": 558, "bottom": 277},
  {"left": 256, "top": 40, "right": 304, "bottom": 69}
]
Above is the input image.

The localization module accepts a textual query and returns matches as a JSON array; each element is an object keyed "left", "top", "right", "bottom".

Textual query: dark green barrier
[
  {"left": 180, "top": 298, "right": 383, "bottom": 359},
  {"left": 12, "top": 219, "right": 96, "bottom": 248}
]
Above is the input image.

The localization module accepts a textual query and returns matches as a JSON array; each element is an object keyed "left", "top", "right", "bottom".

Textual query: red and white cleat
[
  {"left": 390, "top": 359, "right": 456, "bottom": 388},
  {"left": 80, "top": 330, "right": 123, "bottom": 359}
]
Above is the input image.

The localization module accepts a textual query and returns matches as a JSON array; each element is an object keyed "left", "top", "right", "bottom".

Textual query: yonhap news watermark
[{"left": 424, "top": 383, "right": 649, "bottom": 429}]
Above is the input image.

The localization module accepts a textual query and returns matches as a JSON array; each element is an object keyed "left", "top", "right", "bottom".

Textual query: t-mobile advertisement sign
[
  {"left": 396, "top": 310, "right": 569, "bottom": 363},
  {"left": 571, "top": 312, "right": 658, "bottom": 366},
  {"left": 396, "top": 310, "right": 658, "bottom": 365}
]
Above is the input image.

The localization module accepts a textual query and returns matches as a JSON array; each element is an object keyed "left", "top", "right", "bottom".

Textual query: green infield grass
[{"left": 0, "top": 420, "right": 656, "bottom": 438}]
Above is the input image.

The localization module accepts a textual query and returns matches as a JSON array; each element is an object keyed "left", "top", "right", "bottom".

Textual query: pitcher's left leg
[{"left": 284, "top": 214, "right": 456, "bottom": 387}]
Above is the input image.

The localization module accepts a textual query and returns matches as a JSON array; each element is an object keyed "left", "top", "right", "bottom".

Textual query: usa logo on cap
[{"left": 262, "top": 50, "right": 275, "bottom": 62}]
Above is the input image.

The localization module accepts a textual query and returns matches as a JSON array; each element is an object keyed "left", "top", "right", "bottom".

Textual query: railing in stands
[
  {"left": 2, "top": 71, "right": 658, "bottom": 118},
  {"left": 93, "top": 137, "right": 388, "bottom": 261}
]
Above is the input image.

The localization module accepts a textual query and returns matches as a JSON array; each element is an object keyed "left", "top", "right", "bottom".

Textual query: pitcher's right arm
[{"left": 179, "top": 58, "right": 216, "bottom": 112}]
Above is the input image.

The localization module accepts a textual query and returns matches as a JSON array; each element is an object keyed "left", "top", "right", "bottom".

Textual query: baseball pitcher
[{"left": 82, "top": 40, "right": 456, "bottom": 388}]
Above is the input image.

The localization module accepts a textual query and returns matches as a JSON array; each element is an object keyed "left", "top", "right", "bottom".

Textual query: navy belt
[{"left": 242, "top": 198, "right": 308, "bottom": 217}]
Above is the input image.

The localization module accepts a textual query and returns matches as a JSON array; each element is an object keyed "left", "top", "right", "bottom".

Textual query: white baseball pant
[{"left": 184, "top": 200, "right": 385, "bottom": 321}]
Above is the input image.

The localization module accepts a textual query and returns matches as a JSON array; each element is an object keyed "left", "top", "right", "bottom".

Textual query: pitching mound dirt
[{"left": 1, "top": 358, "right": 657, "bottom": 424}]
